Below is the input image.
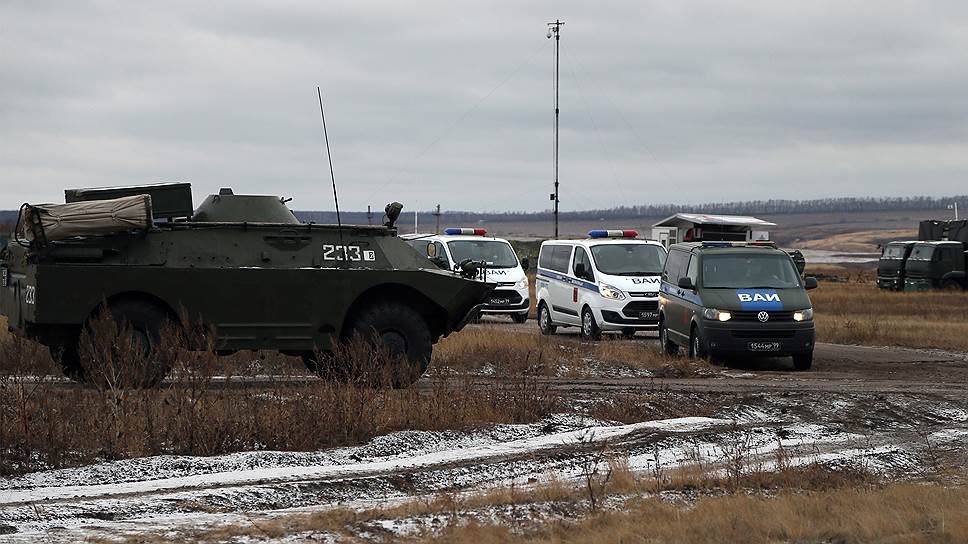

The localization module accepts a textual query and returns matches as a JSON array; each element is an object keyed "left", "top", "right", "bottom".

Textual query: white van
[
  {"left": 535, "top": 230, "right": 667, "bottom": 339},
  {"left": 403, "top": 228, "right": 531, "bottom": 323}
]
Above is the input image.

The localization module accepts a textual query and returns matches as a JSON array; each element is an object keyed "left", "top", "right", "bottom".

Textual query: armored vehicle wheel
[
  {"left": 581, "top": 308, "right": 602, "bottom": 341},
  {"left": 79, "top": 300, "right": 173, "bottom": 389},
  {"left": 511, "top": 312, "right": 528, "bottom": 324},
  {"left": 942, "top": 279, "right": 962, "bottom": 291},
  {"left": 688, "top": 326, "right": 707, "bottom": 359},
  {"left": 347, "top": 302, "right": 432, "bottom": 388},
  {"left": 538, "top": 303, "right": 557, "bottom": 335},
  {"left": 53, "top": 345, "right": 85, "bottom": 382},
  {"left": 621, "top": 328, "right": 636, "bottom": 339},
  {"left": 659, "top": 319, "right": 679, "bottom": 355},
  {"left": 793, "top": 352, "right": 813, "bottom": 371},
  {"left": 300, "top": 351, "right": 335, "bottom": 376}
]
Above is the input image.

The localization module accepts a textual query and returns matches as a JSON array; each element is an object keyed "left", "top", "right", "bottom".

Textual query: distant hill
[
  {"left": 294, "top": 195, "right": 967, "bottom": 226},
  {"left": 3, "top": 195, "right": 964, "bottom": 232}
]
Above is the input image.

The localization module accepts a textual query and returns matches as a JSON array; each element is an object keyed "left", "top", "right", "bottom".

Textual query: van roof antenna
[{"left": 317, "top": 86, "right": 346, "bottom": 260}]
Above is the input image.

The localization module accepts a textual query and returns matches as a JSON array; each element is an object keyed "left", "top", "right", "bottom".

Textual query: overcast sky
[{"left": 2, "top": 1, "right": 967, "bottom": 212}]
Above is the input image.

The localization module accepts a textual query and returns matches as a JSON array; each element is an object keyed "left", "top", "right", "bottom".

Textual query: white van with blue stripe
[{"left": 535, "top": 231, "right": 667, "bottom": 339}]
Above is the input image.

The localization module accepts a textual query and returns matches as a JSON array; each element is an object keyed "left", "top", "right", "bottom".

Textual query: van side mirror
[
  {"left": 426, "top": 242, "right": 437, "bottom": 258},
  {"left": 574, "top": 262, "right": 586, "bottom": 278},
  {"left": 804, "top": 277, "right": 818, "bottom": 290},
  {"left": 520, "top": 257, "right": 530, "bottom": 271},
  {"left": 677, "top": 277, "right": 694, "bottom": 290}
]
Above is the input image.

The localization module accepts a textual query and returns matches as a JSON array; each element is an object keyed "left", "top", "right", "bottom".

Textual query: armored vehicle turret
[{"left": 1, "top": 183, "right": 493, "bottom": 386}]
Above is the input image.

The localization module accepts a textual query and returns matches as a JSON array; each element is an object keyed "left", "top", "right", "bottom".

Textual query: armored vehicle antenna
[{"left": 317, "top": 86, "right": 346, "bottom": 259}]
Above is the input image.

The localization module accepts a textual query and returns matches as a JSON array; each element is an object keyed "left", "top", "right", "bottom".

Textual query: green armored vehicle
[{"left": 0, "top": 183, "right": 492, "bottom": 386}]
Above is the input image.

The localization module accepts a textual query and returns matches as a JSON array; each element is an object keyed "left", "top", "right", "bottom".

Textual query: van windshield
[
  {"left": 882, "top": 245, "right": 908, "bottom": 259},
  {"left": 590, "top": 244, "right": 666, "bottom": 276},
  {"left": 447, "top": 240, "right": 519, "bottom": 268},
  {"left": 702, "top": 254, "right": 801, "bottom": 289},
  {"left": 908, "top": 244, "right": 935, "bottom": 261}
]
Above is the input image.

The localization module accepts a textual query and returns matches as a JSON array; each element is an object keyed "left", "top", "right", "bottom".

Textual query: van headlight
[
  {"left": 702, "top": 308, "right": 732, "bottom": 322},
  {"left": 793, "top": 308, "right": 814, "bottom": 322},
  {"left": 599, "top": 283, "right": 625, "bottom": 300},
  {"left": 515, "top": 277, "right": 529, "bottom": 290}
]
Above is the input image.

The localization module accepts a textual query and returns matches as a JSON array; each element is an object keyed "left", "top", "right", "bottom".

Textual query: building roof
[{"left": 653, "top": 213, "right": 776, "bottom": 228}]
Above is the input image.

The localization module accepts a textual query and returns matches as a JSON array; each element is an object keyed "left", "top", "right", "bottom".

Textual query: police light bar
[
  {"left": 444, "top": 227, "right": 487, "bottom": 235},
  {"left": 748, "top": 241, "right": 776, "bottom": 247},
  {"left": 588, "top": 230, "right": 638, "bottom": 239},
  {"left": 701, "top": 241, "right": 733, "bottom": 247}
]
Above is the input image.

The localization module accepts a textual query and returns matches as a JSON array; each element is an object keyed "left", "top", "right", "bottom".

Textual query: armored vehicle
[
  {"left": 0, "top": 183, "right": 493, "bottom": 386},
  {"left": 876, "top": 241, "right": 917, "bottom": 290},
  {"left": 658, "top": 241, "right": 818, "bottom": 370}
]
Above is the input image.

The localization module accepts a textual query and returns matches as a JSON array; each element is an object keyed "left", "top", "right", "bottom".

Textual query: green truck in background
[
  {"left": 899, "top": 220, "right": 968, "bottom": 291},
  {"left": 0, "top": 183, "right": 493, "bottom": 386}
]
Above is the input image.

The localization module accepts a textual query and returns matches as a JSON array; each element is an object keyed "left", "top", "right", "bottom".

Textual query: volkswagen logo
[{"left": 757, "top": 311, "right": 770, "bottom": 322}]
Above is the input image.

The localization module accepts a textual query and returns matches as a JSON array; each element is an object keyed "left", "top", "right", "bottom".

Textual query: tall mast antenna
[
  {"left": 316, "top": 86, "right": 346, "bottom": 259},
  {"left": 547, "top": 19, "right": 563, "bottom": 239}
]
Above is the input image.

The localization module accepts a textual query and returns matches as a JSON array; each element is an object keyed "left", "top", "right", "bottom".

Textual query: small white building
[{"left": 651, "top": 213, "right": 776, "bottom": 248}]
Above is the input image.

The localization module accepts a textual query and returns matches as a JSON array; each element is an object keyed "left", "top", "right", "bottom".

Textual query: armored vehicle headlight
[
  {"left": 703, "top": 308, "right": 731, "bottom": 321},
  {"left": 515, "top": 277, "right": 530, "bottom": 290},
  {"left": 793, "top": 308, "right": 814, "bottom": 322},
  {"left": 599, "top": 283, "right": 625, "bottom": 300}
]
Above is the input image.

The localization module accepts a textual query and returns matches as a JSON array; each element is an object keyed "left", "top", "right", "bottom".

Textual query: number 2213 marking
[{"left": 322, "top": 245, "right": 376, "bottom": 262}]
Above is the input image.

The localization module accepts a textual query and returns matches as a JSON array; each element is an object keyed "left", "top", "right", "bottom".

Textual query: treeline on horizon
[
  {"left": 1, "top": 195, "right": 963, "bottom": 228},
  {"left": 294, "top": 195, "right": 967, "bottom": 225}
]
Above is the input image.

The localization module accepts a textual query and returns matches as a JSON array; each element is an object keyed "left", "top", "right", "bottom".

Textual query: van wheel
[
  {"left": 346, "top": 302, "right": 432, "bottom": 388},
  {"left": 581, "top": 308, "right": 602, "bottom": 341},
  {"left": 793, "top": 352, "right": 813, "bottom": 371},
  {"left": 689, "top": 326, "right": 707, "bottom": 359},
  {"left": 538, "top": 303, "right": 557, "bottom": 335},
  {"left": 942, "top": 280, "right": 962, "bottom": 291},
  {"left": 659, "top": 319, "right": 678, "bottom": 355},
  {"left": 511, "top": 312, "right": 528, "bottom": 324}
]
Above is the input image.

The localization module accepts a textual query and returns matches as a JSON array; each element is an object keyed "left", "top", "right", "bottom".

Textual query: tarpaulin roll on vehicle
[{"left": 18, "top": 194, "right": 153, "bottom": 243}]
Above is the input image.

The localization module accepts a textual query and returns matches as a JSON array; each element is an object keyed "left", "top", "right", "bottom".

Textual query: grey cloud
[{"left": 2, "top": 0, "right": 967, "bottom": 212}]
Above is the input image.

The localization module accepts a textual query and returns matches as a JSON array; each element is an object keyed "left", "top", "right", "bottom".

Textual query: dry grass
[
  {"left": 177, "top": 463, "right": 911, "bottom": 544},
  {"left": 0, "top": 323, "right": 559, "bottom": 477},
  {"left": 434, "top": 326, "right": 701, "bottom": 377},
  {"left": 430, "top": 482, "right": 968, "bottom": 544},
  {"left": 811, "top": 282, "right": 968, "bottom": 351}
]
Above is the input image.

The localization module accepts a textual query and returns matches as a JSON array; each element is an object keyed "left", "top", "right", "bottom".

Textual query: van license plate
[
  {"left": 638, "top": 311, "right": 658, "bottom": 320},
  {"left": 490, "top": 298, "right": 509, "bottom": 305},
  {"left": 748, "top": 341, "right": 780, "bottom": 352}
]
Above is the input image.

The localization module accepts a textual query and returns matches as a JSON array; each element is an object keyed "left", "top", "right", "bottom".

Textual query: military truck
[
  {"left": 894, "top": 220, "right": 968, "bottom": 291},
  {"left": 876, "top": 241, "right": 917, "bottom": 290},
  {"left": 0, "top": 183, "right": 493, "bottom": 386},
  {"left": 903, "top": 241, "right": 967, "bottom": 291}
]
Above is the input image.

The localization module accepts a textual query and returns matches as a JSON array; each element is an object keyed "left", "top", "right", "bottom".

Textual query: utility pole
[
  {"left": 547, "top": 20, "right": 563, "bottom": 239},
  {"left": 950, "top": 202, "right": 960, "bottom": 220},
  {"left": 367, "top": 205, "right": 372, "bottom": 225},
  {"left": 433, "top": 203, "right": 442, "bottom": 234}
]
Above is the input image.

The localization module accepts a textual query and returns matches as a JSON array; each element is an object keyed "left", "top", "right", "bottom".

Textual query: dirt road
[{"left": 466, "top": 319, "right": 968, "bottom": 395}]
